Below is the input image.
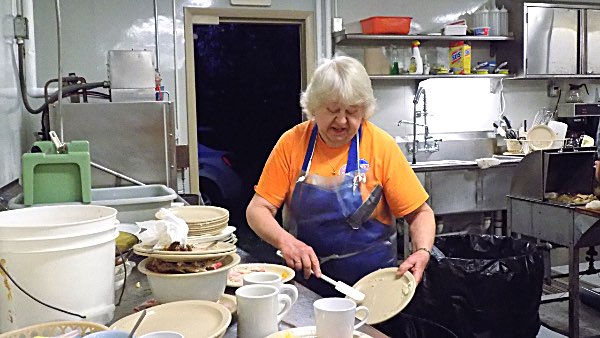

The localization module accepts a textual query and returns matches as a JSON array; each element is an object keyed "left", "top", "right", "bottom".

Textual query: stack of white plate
[
  {"left": 155, "top": 206, "right": 229, "bottom": 236},
  {"left": 187, "top": 226, "right": 238, "bottom": 245},
  {"left": 133, "top": 241, "right": 237, "bottom": 262}
]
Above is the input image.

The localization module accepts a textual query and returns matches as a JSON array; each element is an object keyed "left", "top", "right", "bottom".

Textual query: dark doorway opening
[{"left": 193, "top": 22, "right": 303, "bottom": 254}]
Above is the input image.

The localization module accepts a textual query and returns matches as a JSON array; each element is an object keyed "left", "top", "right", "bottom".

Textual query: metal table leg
[{"left": 569, "top": 245, "right": 580, "bottom": 338}]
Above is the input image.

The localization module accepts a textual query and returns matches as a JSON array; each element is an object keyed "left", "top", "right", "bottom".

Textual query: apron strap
[{"left": 300, "top": 123, "right": 363, "bottom": 175}]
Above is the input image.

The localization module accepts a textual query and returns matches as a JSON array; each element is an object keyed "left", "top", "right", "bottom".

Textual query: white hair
[{"left": 300, "top": 56, "right": 376, "bottom": 119}]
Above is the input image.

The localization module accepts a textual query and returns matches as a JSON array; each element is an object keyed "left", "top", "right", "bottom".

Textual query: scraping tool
[{"left": 276, "top": 250, "right": 365, "bottom": 302}]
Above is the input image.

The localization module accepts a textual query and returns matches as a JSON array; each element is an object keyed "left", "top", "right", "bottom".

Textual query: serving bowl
[{"left": 138, "top": 253, "right": 240, "bottom": 303}]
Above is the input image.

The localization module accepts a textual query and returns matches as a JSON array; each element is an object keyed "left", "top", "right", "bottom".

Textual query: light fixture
[{"left": 230, "top": 0, "right": 271, "bottom": 6}]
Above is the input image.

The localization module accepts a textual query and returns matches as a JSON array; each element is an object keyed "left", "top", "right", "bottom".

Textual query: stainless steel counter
[
  {"left": 507, "top": 196, "right": 600, "bottom": 338},
  {"left": 110, "top": 249, "right": 388, "bottom": 338}
]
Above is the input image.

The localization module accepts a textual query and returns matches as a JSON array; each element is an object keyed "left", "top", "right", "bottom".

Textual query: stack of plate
[
  {"left": 155, "top": 206, "right": 229, "bottom": 237},
  {"left": 133, "top": 241, "right": 237, "bottom": 262},
  {"left": 187, "top": 226, "right": 237, "bottom": 245}
]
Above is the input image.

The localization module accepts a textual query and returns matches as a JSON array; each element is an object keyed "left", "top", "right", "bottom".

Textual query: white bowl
[
  {"left": 115, "top": 260, "right": 136, "bottom": 291},
  {"left": 138, "top": 253, "right": 240, "bottom": 303}
]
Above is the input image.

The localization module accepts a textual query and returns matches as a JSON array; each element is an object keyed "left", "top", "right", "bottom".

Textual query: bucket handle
[{"left": 0, "top": 261, "right": 86, "bottom": 318}]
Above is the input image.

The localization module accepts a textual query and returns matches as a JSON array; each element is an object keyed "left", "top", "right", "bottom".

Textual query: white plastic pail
[
  {"left": 0, "top": 205, "right": 118, "bottom": 333},
  {"left": 0, "top": 205, "right": 117, "bottom": 239}
]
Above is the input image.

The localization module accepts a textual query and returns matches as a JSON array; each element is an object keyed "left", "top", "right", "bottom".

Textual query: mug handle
[
  {"left": 354, "top": 306, "right": 370, "bottom": 330},
  {"left": 280, "top": 284, "right": 298, "bottom": 305},
  {"left": 276, "top": 294, "right": 292, "bottom": 322}
]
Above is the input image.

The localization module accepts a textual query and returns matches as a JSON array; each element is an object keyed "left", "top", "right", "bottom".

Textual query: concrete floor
[{"left": 537, "top": 264, "right": 600, "bottom": 337}]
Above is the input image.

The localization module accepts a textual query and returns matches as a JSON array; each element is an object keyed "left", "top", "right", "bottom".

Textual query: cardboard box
[{"left": 449, "top": 41, "right": 471, "bottom": 74}]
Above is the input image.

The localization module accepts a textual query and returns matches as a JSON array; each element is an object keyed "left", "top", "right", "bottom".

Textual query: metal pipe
[
  {"left": 153, "top": 0, "right": 160, "bottom": 73},
  {"left": 90, "top": 162, "right": 145, "bottom": 186},
  {"left": 23, "top": 0, "right": 46, "bottom": 97},
  {"left": 55, "top": 0, "right": 62, "bottom": 119},
  {"left": 171, "top": 0, "right": 179, "bottom": 130}
]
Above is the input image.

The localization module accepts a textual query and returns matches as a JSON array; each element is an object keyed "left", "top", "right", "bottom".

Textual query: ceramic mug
[
  {"left": 243, "top": 271, "right": 298, "bottom": 305},
  {"left": 313, "top": 297, "right": 369, "bottom": 338},
  {"left": 235, "top": 284, "right": 292, "bottom": 338}
]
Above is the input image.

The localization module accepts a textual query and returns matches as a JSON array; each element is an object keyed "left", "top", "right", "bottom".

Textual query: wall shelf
[
  {"left": 370, "top": 74, "right": 514, "bottom": 80},
  {"left": 333, "top": 31, "right": 515, "bottom": 47}
]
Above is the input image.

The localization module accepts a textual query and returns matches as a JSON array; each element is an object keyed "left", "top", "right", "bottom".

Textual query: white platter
[
  {"left": 110, "top": 300, "right": 231, "bottom": 338},
  {"left": 227, "top": 263, "right": 295, "bottom": 287},
  {"left": 350, "top": 268, "right": 416, "bottom": 325}
]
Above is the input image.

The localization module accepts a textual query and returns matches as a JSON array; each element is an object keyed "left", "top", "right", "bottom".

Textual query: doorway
[{"left": 185, "top": 8, "right": 315, "bottom": 254}]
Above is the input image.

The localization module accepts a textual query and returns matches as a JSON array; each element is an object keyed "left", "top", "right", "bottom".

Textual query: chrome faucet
[{"left": 398, "top": 87, "right": 442, "bottom": 164}]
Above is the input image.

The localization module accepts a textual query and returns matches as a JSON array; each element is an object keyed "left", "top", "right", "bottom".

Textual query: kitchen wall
[
  {"left": 0, "top": 1, "right": 37, "bottom": 188},
  {"left": 335, "top": 0, "right": 600, "bottom": 142},
  {"left": 3, "top": 0, "right": 600, "bottom": 191}
]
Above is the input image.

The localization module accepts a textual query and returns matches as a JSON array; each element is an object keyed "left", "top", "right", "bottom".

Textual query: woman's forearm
[
  {"left": 404, "top": 202, "right": 436, "bottom": 252},
  {"left": 246, "top": 194, "right": 296, "bottom": 249}
]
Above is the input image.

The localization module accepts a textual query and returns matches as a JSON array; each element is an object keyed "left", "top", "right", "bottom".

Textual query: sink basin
[
  {"left": 410, "top": 156, "right": 522, "bottom": 169},
  {"left": 410, "top": 160, "right": 476, "bottom": 168}
]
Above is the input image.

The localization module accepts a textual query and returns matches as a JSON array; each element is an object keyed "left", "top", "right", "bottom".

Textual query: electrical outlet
[{"left": 547, "top": 84, "right": 560, "bottom": 97}]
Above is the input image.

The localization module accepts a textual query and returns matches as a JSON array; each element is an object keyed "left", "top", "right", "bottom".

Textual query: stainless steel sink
[{"left": 410, "top": 159, "right": 476, "bottom": 168}]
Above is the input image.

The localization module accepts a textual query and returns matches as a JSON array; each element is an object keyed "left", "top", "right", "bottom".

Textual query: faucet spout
[{"left": 410, "top": 86, "right": 439, "bottom": 164}]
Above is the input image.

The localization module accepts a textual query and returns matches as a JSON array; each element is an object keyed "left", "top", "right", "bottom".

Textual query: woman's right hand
[{"left": 279, "top": 240, "right": 321, "bottom": 279}]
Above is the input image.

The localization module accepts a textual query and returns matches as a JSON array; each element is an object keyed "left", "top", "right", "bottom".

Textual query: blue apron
[{"left": 283, "top": 125, "right": 397, "bottom": 297}]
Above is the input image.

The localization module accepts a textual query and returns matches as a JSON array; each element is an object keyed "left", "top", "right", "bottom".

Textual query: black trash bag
[
  {"left": 404, "top": 234, "right": 544, "bottom": 338},
  {"left": 374, "top": 312, "right": 458, "bottom": 338}
]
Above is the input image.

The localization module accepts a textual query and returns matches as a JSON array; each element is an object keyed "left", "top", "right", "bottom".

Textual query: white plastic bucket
[
  {"left": 0, "top": 205, "right": 117, "bottom": 240},
  {"left": 0, "top": 206, "right": 118, "bottom": 333}
]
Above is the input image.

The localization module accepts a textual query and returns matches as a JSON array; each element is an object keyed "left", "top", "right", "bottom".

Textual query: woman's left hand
[{"left": 397, "top": 249, "right": 430, "bottom": 283}]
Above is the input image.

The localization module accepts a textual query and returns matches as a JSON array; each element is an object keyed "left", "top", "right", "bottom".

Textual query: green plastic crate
[{"left": 22, "top": 140, "right": 91, "bottom": 206}]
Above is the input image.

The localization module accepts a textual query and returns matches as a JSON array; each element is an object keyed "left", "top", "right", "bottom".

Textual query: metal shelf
[
  {"left": 333, "top": 31, "right": 515, "bottom": 46},
  {"left": 370, "top": 74, "right": 515, "bottom": 80}
]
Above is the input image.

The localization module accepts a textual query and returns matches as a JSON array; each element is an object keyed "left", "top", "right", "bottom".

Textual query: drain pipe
[
  {"left": 20, "top": 0, "right": 46, "bottom": 98},
  {"left": 55, "top": 0, "right": 62, "bottom": 118}
]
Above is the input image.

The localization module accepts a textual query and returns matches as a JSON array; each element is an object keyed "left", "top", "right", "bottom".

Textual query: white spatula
[{"left": 276, "top": 250, "right": 365, "bottom": 303}]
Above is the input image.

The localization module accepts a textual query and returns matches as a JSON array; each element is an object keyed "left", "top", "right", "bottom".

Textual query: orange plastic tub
[{"left": 360, "top": 16, "right": 412, "bottom": 35}]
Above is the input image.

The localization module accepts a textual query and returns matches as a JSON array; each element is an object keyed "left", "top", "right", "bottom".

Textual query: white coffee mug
[
  {"left": 313, "top": 297, "right": 369, "bottom": 338},
  {"left": 243, "top": 271, "right": 298, "bottom": 305},
  {"left": 236, "top": 284, "right": 292, "bottom": 338}
]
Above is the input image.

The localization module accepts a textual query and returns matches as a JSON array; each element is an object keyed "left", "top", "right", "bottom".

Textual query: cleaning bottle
[
  {"left": 423, "top": 54, "right": 431, "bottom": 75},
  {"left": 409, "top": 40, "right": 423, "bottom": 74}
]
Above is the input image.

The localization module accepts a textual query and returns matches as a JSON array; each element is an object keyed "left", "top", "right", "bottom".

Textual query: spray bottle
[{"left": 409, "top": 40, "right": 423, "bottom": 74}]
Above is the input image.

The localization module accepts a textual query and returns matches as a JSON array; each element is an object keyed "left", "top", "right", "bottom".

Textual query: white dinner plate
[
  {"left": 217, "top": 293, "right": 237, "bottom": 315},
  {"left": 155, "top": 206, "right": 229, "bottom": 224},
  {"left": 133, "top": 241, "right": 236, "bottom": 255},
  {"left": 227, "top": 263, "right": 295, "bottom": 287},
  {"left": 265, "top": 326, "right": 372, "bottom": 338},
  {"left": 526, "top": 125, "right": 556, "bottom": 150},
  {"left": 110, "top": 300, "right": 231, "bottom": 337},
  {"left": 350, "top": 268, "right": 416, "bottom": 325},
  {"left": 187, "top": 226, "right": 236, "bottom": 243},
  {"left": 133, "top": 248, "right": 237, "bottom": 262}
]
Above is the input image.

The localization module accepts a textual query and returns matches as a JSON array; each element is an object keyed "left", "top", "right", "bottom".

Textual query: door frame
[{"left": 184, "top": 7, "right": 315, "bottom": 195}]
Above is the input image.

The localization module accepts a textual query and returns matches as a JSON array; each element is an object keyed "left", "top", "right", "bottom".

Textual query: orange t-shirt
[{"left": 255, "top": 120, "right": 429, "bottom": 225}]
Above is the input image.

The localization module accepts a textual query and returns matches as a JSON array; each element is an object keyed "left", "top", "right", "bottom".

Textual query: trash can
[
  {"left": 405, "top": 234, "right": 544, "bottom": 338},
  {"left": 374, "top": 312, "right": 458, "bottom": 338}
]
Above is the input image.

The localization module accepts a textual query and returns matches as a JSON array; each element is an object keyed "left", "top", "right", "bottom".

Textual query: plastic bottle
[
  {"left": 490, "top": 7, "right": 500, "bottom": 35},
  {"left": 481, "top": 6, "right": 490, "bottom": 29},
  {"left": 409, "top": 40, "right": 423, "bottom": 74},
  {"left": 423, "top": 54, "right": 431, "bottom": 75},
  {"left": 499, "top": 6, "right": 508, "bottom": 36}
]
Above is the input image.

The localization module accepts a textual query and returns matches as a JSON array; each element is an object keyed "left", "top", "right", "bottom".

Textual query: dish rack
[
  {"left": 505, "top": 138, "right": 568, "bottom": 155},
  {"left": 0, "top": 321, "right": 108, "bottom": 338}
]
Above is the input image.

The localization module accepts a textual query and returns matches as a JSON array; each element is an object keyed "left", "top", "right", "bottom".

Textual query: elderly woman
[{"left": 246, "top": 55, "right": 435, "bottom": 296}]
